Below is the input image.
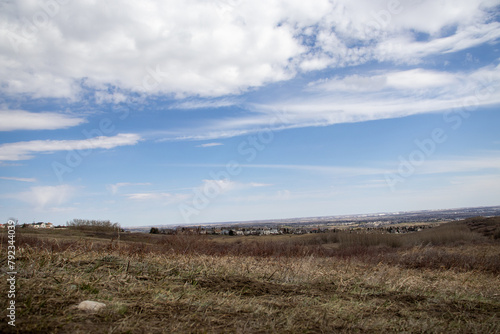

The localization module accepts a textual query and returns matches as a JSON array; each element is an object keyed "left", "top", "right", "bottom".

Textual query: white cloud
[
  {"left": 199, "top": 179, "right": 237, "bottom": 194},
  {"left": 299, "top": 0, "right": 500, "bottom": 69},
  {"left": 240, "top": 164, "right": 385, "bottom": 177},
  {"left": 0, "top": 0, "right": 315, "bottom": 99},
  {"left": 0, "top": 133, "right": 142, "bottom": 161},
  {"left": 0, "top": 176, "right": 36, "bottom": 182},
  {"left": 170, "top": 98, "right": 239, "bottom": 110},
  {"left": 413, "top": 155, "right": 500, "bottom": 176},
  {"left": 169, "top": 129, "right": 252, "bottom": 142},
  {"left": 373, "top": 22, "right": 500, "bottom": 64},
  {"left": 125, "top": 192, "right": 190, "bottom": 205},
  {"left": 227, "top": 189, "right": 292, "bottom": 203},
  {"left": 248, "top": 182, "right": 273, "bottom": 187},
  {"left": 13, "top": 185, "right": 76, "bottom": 210},
  {"left": 139, "top": 179, "right": 265, "bottom": 208},
  {"left": 310, "top": 69, "right": 460, "bottom": 93},
  {"left": 0, "top": 0, "right": 498, "bottom": 100},
  {"left": 0, "top": 110, "right": 86, "bottom": 131},
  {"left": 151, "top": 64, "right": 500, "bottom": 142},
  {"left": 107, "top": 182, "right": 151, "bottom": 195},
  {"left": 242, "top": 155, "right": 500, "bottom": 180},
  {"left": 94, "top": 91, "right": 128, "bottom": 104},
  {"left": 196, "top": 142, "right": 224, "bottom": 148},
  {"left": 258, "top": 65, "right": 500, "bottom": 130}
]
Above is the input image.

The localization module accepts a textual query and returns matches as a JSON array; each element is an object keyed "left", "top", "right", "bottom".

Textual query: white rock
[{"left": 77, "top": 300, "right": 106, "bottom": 312}]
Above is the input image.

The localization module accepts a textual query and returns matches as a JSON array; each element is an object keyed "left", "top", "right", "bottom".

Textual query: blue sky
[{"left": 1, "top": 0, "right": 500, "bottom": 227}]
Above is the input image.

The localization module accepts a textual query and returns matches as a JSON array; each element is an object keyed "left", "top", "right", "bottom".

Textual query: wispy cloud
[
  {"left": 125, "top": 192, "right": 190, "bottom": 204},
  {"left": 409, "top": 155, "right": 500, "bottom": 176},
  {"left": 0, "top": 133, "right": 142, "bottom": 161},
  {"left": 170, "top": 98, "right": 239, "bottom": 110},
  {"left": 126, "top": 179, "right": 267, "bottom": 205},
  {"left": 308, "top": 69, "right": 460, "bottom": 93},
  {"left": 0, "top": 110, "right": 86, "bottom": 131},
  {"left": 196, "top": 142, "right": 224, "bottom": 148},
  {"left": 107, "top": 182, "right": 152, "bottom": 195},
  {"left": 0, "top": 176, "right": 36, "bottom": 182},
  {"left": 153, "top": 65, "right": 500, "bottom": 142},
  {"left": 370, "top": 22, "right": 500, "bottom": 64},
  {"left": 248, "top": 182, "right": 273, "bottom": 187},
  {"left": 167, "top": 154, "right": 500, "bottom": 180},
  {"left": 238, "top": 163, "right": 386, "bottom": 177},
  {"left": 253, "top": 66, "right": 500, "bottom": 133}
]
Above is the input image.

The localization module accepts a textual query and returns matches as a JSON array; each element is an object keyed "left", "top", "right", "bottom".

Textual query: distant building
[{"left": 28, "top": 222, "right": 53, "bottom": 228}]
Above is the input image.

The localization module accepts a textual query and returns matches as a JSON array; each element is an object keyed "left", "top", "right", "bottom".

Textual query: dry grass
[{"left": 1, "top": 217, "right": 500, "bottom": 333}]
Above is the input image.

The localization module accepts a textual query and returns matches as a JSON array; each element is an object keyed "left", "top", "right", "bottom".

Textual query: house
[
  {"left": 260, "top": 228, "right": 271, "bottom": 235},
  {"left": 30, "top": 222, "right": 47, "bottom": 228},
  {"left": 46, "top": 222, "right": 54, "bottom": 228},
  {"left": 0, "top": 224, "right": 4, "bottom": 228}
]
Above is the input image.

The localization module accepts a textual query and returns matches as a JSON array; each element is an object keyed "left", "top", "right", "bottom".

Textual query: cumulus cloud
[
  {"left": 0, "top": 110, "right": 86, "bottom": 131},
  {"left": 1, "top": 0, "right": 498, "bottom": 101},
  {"left": 0, "top": 0, "right": 314, "bottom": 98},
  {"left": 0, "top": 133, "right": 142, "bottom": 161}
]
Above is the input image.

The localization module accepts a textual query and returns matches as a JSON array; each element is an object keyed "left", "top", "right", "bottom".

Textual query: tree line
[{"left": 67, "top": 219, "right": 121, "bottom": 232}]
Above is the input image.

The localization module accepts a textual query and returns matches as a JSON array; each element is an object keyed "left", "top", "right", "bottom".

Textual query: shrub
[{"left": 67, "top": 219, "right": 120, "bottom": 232}]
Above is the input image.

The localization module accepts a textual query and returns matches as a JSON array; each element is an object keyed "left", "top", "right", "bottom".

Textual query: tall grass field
[{"left": 1, "top": 217, "right": 500, "bottom": 333}]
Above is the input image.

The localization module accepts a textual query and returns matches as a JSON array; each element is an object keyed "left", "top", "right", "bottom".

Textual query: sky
[{"left": 1, "top": 0, "right": 500, "bottom": 227}]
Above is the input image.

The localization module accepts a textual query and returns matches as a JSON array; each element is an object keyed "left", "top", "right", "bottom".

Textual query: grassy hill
[{"left": 1, "top": 217, "right": 500, "bottom": 333}]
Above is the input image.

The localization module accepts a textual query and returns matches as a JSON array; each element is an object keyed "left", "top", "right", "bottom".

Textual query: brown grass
[{"left": 1, "top": 217, "right": 500, "bottom": 333}]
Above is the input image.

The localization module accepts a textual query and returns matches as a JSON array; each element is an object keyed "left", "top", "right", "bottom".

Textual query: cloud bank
[{"left": 1, "top": 0, "right": 498, "bottom": 100}]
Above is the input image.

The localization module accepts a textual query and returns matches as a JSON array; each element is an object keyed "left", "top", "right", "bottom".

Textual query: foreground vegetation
[{"left": 1, "top": 217, "right": 500, "bottom": 333}]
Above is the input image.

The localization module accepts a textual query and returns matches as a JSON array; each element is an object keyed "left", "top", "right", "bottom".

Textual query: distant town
[
  {"left": 129, "top": 205, "right": 500, "bottom": 234},
  {"left": 149, "top": 224, "right": 435, "bottom": 236},
  {"left": 5, "top": 205, "right": 499, "bottom": 235}
]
